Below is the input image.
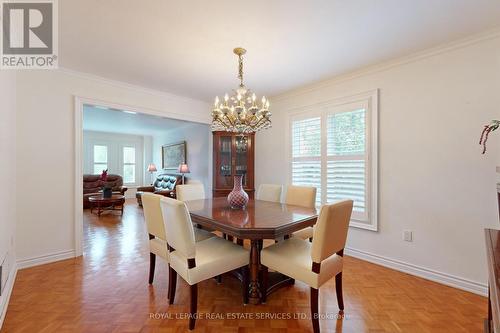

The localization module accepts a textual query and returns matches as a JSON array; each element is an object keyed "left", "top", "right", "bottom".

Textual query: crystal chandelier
[{"left": 211, "top": 47, "right": 271, "bottom": 134}]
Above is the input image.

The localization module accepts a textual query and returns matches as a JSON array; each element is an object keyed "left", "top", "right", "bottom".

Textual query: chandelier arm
[
  {"left": 225, "top": 114, "right": 236, "bottom": 129},
  {"left": 220, "top": 117, "right": 232, "bottom": 130},
  {"left": 253, "top": 117, "right": 266, "bottom": 129}
]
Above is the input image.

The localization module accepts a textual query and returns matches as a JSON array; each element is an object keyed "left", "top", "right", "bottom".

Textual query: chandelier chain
[{"left": 238, "top": 54, "right": 244, "bottom": 87}]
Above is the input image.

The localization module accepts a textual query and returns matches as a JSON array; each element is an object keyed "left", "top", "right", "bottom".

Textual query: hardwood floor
[{"left": 2, "top": 199, "right": 487, "bottom": 332}]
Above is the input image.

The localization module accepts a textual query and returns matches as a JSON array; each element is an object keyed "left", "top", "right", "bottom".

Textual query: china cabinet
[{"left": 212, "top": 131, "right": 255, "bottom": 198}]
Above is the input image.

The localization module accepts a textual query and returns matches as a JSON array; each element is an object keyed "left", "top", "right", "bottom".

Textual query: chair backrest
[
  {"left": 154, "top": 174, "right": 180, "bottom": 192},
  {"left": 142, "top": 193, "right": 167, "bottom": 241},
  {"left": 176, "top": 184, "right": 205, "bottom": 202},
  {"left": 256, "top": 184, "right": 283, "bottom": 203},
  {"left": 311, "top": 200, "right": 353, "bottom": 263},
  {"left": 285, "top": 185, "right": 317, "bottom": 208},
  {"left": 159, "top": 197, "right": 196, "bottom": 259}
]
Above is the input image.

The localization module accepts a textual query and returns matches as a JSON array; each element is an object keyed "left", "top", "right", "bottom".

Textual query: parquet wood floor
[{"left": 2, "top": 199, "right": 487, "bottom": 332}]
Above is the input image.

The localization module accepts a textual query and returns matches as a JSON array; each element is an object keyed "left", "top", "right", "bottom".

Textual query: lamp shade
[
  {"left": 178, "top": 163, "right": 190, "bottom": 173},
  {"left": 147, "top": 163, "right": 157, "bottom": 172}
]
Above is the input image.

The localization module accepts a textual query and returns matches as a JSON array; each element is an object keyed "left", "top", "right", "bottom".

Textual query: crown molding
[
  {"left": 57, "top": 67, "right": 209, "bottom": 107},
  {"left": 272, "top": 27, "right": 500, "bottom": 102}
]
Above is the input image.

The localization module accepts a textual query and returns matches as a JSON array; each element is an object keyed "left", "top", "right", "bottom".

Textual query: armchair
[{"left": 136, "top": 174, "right": 181, "bottom": 206}]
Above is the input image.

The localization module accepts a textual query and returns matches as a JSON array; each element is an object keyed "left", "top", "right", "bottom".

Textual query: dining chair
[
  {"left": 285, "top": 185, "right": 317, "bottom": 240},
  {"left": 176, "top": 184, "right": 205, "bottom": 202},
  {"left": 142, "top": 193, "right": 214, "bottom": 286},
  {"left": 256, "top": 184, "right": 283, "bottom": 203},
  {"left": 175, "top": 183, "right": 222, "bottom": 282},
  {"left": 261, "top": 200, "right": 353, "bottom": 333},
  {"left": 160, "top": 197, "right": 250, "bottom": 330}
]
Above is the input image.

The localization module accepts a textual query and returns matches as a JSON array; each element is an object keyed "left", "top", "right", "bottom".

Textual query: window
[
  {"left": 93, "top": 145, "right": 108, "bottom": 175},
  {"left": 289, "top": 91, "right": 378, "bottom": 230},
  {"left": 122, "top": 146, "right": 136, "bottom": 184}
]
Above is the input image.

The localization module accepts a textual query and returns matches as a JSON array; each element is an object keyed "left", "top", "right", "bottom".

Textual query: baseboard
[
  {"left": 345, "top": 247, "right": 488, "bottom": 297},
  {"left": 0, "top": 263, "right": 18, "bottom": 329},
  {"left": 16, "top": 250, "right": 76, "bottom": 270}
]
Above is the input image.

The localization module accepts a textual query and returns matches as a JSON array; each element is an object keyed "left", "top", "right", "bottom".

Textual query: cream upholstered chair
[
  {"left": 175, "top": 183, "right": 220, "bottom": 282},
  {"left": 176, "top": 183, "right": 214, "bottom": 233},
  {"left": 261, "top": 200, "right": 353, "bottom": 333},
  {"left": 256, "top": 184, "right": 283, "bottom": 203},
  {"left": 160, "top": 197, "right": 250, "bottom": 330},
  {"left": 142, "top": 193, "right": 214, "bottom": 286},
  {"left": 176, "top": 184, "right": 205, "bottom": 202},
  {"left": 285, "top": 185, "right": 317, "bottom": 240},
  {"left": 285, "top": 185, "right": 317, "bottom": 207}
]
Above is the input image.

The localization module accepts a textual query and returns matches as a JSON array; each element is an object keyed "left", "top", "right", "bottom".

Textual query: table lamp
[
  {"left": 178, "top": 163, "right": 190, "bottom": 184},
  {"left": 147, "top": 163, "right": 157, "bottom": 185}
]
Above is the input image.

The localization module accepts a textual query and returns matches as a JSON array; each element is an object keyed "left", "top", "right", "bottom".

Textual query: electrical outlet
[{"left": 403, "top": 230, "right": 413, "bottom": 242}]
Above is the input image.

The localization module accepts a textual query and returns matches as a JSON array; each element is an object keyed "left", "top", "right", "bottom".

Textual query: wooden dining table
[{"left": 185, "top": 197, "right": 318, "bottom": 304}]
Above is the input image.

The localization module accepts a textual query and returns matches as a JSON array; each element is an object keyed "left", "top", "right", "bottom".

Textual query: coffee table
[{"left": 88, "top": 194, "right": 125, "bottom": 216}]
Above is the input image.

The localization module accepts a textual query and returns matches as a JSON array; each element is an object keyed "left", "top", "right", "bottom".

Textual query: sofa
[
  {"left": 83, "top": 174, "right": 128, "bottom": 208},
  {"left": 136, "top": 174, "right": 181, "bottom": 206}
]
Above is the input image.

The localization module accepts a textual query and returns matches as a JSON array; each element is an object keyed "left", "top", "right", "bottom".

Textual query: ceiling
[
  {"left": 60, "top": 0, "right": 500, "bottom": 101},
  {"left": 83, "top": 105, "right": 204, "bottom": 136}
]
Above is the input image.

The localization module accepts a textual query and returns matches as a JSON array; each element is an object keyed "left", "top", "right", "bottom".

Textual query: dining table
[{"left": 184, "top": 197, "right": 318, "bottom": 304}]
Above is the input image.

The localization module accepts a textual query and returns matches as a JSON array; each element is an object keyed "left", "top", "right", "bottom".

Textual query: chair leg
[
  {"left": 168, "top": 265, "right": 177, "bottom": 304},
  {"left": 189, "top": 284, "right": 198, "bottom": 330},
  {"left": 310, "top": 287, "right": 320, "bottom": 333},
  {"left": 242, "top": 266, "right": 249, "bottom": 304},
  {"left": 335, "top": 272, "right": 344, "bottom": 311},
  {"left": 261, "top": 265, "right": 268, "bottom": 303},
  {"left": 216, "top": 275, "right": 222, "bottom": 284},
  {"left": 148, "top": 253, "right": 156, "bottom": 284}
]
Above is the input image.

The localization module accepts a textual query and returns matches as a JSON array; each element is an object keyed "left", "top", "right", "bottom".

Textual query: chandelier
[{"left": 211, "top": 47, "right": 271, "bottom": 134}]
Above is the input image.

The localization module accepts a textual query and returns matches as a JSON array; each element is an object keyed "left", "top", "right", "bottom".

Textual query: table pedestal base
[{"left": 264, "top": 272, "right": 295, "bottom": 301}]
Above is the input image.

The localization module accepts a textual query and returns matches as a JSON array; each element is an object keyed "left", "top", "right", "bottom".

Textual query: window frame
[{"left": 286, "top": 89, "right": 378, "bottom": 231}]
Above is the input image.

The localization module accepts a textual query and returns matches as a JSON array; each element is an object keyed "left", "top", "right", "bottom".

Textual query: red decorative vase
[{"left": 228, "top": 175, "right": 249, "bottom": 209}]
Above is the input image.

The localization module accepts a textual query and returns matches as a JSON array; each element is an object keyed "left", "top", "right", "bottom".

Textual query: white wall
[
  {"left": 152, "top": 123, "right": 211, "bottom": 194},
  {"left": 256, "top": 34, "right": 500, "bottom": 293},
  {"left": 15, "top": 69, "right": 210, "bottom": 265},
  {"left": 0, "top": 72, "right": 17, "bottom": 326},
  {"left": 83, "top": 130, "right": 152, "bottom": 198}
]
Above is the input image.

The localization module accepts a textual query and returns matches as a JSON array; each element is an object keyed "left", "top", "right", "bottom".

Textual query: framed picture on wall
[{"left": 162, "top": 141, "right": 186, "bottom": 170}]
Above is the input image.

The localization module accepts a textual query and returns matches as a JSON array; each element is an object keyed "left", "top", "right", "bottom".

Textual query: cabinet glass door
[
  {"left": 218, "top": 135, "right": 233, "bottom": 187},
  {"left": 235, "top": 135, "right": 249, "bottom": 187}
]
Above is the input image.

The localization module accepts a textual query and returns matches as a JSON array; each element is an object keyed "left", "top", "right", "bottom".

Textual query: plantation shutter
[
  {"left": 291, "top": 117, "right": 321, "bottom": 206},
  {"left": 326, "top": 108, "right": 368, "bottom": 222}
]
